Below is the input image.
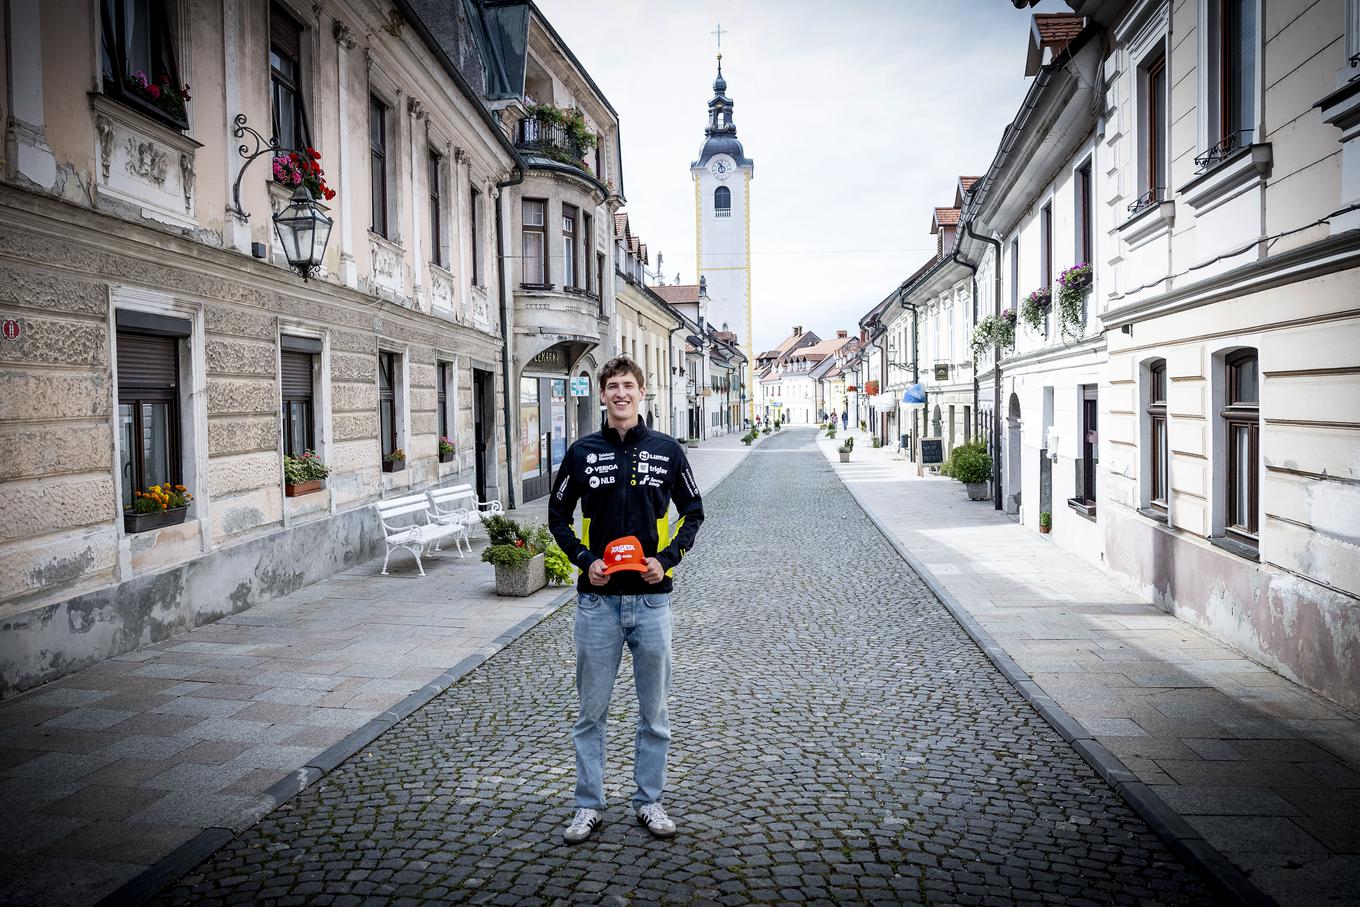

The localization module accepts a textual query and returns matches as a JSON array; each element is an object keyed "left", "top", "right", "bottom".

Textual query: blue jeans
[{"left": 573, "top": 591, "right": 672, "bottom": 810}]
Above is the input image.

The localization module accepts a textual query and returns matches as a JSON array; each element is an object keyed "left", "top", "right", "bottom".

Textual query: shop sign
[
  {"left": 570, "top": 376, "right": 590, "bottom": 397},
  {"left": 1, "top": 319, "right": 19, "bottom": 342}
]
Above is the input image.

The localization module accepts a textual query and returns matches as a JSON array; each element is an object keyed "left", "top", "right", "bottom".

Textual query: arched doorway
[
  {"left": 575, "top": 370, "right": 594, "bottom": 439},
  {"left": 931, "top": 404, "right": 943, "bottom": 438},
  {"left": 1006, "top": 393, "right": 1022, "bottom": 515}
]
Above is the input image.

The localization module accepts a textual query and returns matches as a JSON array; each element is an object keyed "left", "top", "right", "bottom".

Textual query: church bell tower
[{"left": 691, "top": 54, "right": 754, "bottom": 421}]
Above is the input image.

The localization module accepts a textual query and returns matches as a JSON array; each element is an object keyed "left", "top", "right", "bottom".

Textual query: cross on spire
[{"left": 711, "top": 23, "right": 726, "bottom": 55}]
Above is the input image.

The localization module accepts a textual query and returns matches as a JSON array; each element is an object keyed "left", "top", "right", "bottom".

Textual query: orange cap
[{"left": 602, "top": 536, "right": 649, "bottom": 575}]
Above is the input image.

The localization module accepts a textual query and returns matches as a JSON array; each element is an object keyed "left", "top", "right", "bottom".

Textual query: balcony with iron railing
[{"left": 515, "top": 114, "right": 590, "bottom": 171}]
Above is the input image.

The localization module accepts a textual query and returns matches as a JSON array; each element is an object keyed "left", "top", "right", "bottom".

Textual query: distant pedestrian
[
  {"left": 548, "top": 356, "right": 705, "bottom": 845},
  {"left": 841, "top": 411, "right": 848, "bottom": 430}
]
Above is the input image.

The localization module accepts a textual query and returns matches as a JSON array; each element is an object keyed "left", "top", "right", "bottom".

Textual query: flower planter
[
  {"left": 123, "top": 506, "right": 188, "bottom": 534},
  {"left": 494, "top": 552, "right": 546, "bottom": 597},
  {"left": 1039, "top": 524, "right": 1052, "bottom": 535},
  {"left": 686, "top": 439, "right": 698, "bottom": 449},
  {"left": 839, "top": 451, "right": 851, "bottom": 463},
  {"left": 438, "top": 451, "right": 455, "bottom": 463},
  {"left": 285, "top": 479, "right": 324, "bottom": 497},
  {"left": 966, "top": 482, "right": 990, "bottom": 501},
  {"left": 382, "top": 459, "right": 406, "bottom": 473}
]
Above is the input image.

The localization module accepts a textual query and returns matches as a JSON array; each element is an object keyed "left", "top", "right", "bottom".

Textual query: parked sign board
[{"left": 920, "top": 438, "right": 945, "bottom": 466}]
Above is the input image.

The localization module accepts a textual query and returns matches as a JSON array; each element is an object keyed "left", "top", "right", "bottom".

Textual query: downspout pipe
[
  {"left": 963, "top": 219, "right": 1004, "bottom": 511},
  {"left": 495, "top": 166, "right": 525, "bottom": 510},
  {"left": 897, "top": 294, "right": 920, "bottom": 456},
  {"left": 949, "top": 249, "right": 980, "bottom": 448}
]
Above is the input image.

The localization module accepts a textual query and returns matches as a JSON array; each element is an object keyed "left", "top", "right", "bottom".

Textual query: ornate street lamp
[{"left": 272, "top": 184, "right": 332, "bottom": 281}]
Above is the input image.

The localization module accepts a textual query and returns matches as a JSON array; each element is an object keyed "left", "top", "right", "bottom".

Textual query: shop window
[
  {"left": 1147, "top": 360, "right": 1168, "bottom": 516},
  {"left": 115, "top": 311, "right": 190, "bottom": 511},
  {"left": 1222, "top": 350, "right": 1259, "bottom": 548},
  {"left": 378, "top": 350, "right": 400, "bottom": 461},
  {"left": 280, "top": 335, "right": 319, "bottom": 457}
]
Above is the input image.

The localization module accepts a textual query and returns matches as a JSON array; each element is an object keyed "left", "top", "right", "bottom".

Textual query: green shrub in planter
[
  {"left": 949, "top": 442, "right": 992, "bottom": 484},
  {"left": 872, "top": 437, "right": 882, "bottom": 448},
  {"left": 544, "top": 544, "right": 574, "bottom": 585},
  {"left": 480, "top": 515, "right": 553, "bottom": 568},
  {"left": 843, "top": 436, "right": 854, "bottom": 451},
  {"left": 827, "top": 427, "right": 837, "bottom": 440}
]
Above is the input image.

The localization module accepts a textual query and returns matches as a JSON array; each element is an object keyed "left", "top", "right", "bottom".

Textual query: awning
[
  {"left": 902, "top": 383, "right": 926, "bottom": 406},
  {"left": 872, "top": 394, "right": 898, "bottom": 412}
]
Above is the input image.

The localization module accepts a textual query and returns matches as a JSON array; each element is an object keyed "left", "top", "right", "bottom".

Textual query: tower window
[{"left": 714, "top": 186, "right": 731, "bottom": 219}]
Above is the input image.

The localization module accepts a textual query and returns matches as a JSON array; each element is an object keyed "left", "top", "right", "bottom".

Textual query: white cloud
[{"left": 537, "top": 0, "right": 1072, "bottom": 351}]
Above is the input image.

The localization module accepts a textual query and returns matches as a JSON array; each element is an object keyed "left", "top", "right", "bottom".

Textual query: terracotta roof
[
  {"left": 1027, "top": 13, "right": 1085, "bottom": 75},
  {"left": 652, "top": 284, "right": 700, "bottom": 305},
  {"left": 1034, "top": 12, "right": 1083, "bottom": 46},
  {"left": 959, "top": 177, "right": 980, "bottom": 192},
  {"left": 613, "top": 212, "right": 628, "bottom": 238},
  {"left": 932, "top": 207, "right": 960, "bottom": 234},
  {"left": 628, "top": 236, "right": 640, "bottom": 254},
  {"left": 798, "top": 336, "right": 853, "bottom": 359}
]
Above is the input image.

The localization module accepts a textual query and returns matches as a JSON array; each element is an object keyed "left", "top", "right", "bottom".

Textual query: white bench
[
  {"left": 425, "top": 486, "right": 478, "bottom": 556},
  {"left": 373, "top": 493, "right": 459, "bottom": 576},
  {"left": 443, "top": 483, "right": 504, "bottom": 519}
]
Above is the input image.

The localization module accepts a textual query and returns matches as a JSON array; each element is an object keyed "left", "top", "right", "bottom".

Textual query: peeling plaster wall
[
  {"left": 1107, "top": 508, "right": 1360, "bottom": 713},
  {"left": 0, "top": 505, "right": 381, "bottom": 697}
]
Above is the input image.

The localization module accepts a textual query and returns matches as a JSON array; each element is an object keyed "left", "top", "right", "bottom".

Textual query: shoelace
[{"left": 569, "top": 809, "right": 596, "bottom": 830}]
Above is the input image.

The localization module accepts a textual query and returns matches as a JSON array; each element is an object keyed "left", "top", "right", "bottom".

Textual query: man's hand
[
  {"left": 641, "top": 557, "right": 665, "bottom": 584},
  {"left": 587, "top": 558, "right": 609, "bottom": 586}
]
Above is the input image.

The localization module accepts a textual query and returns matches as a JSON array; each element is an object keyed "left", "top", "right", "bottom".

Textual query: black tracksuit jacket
[{"left": 547, "top": 419, "right": 704, "bottom": 595}]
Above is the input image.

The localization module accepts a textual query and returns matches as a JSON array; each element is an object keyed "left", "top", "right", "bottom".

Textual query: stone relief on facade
[
  {"left": 430, "top": 268, "right": 453, "bottom": 314},
  {"left": 125, "top": 139, "right": 169, "bottom": 185},
  {"left": 179, "top": 152, "right": 194, "bottom": 211},
  {"left": 473, "top": 293, "right": 491, "bottom": 331},
  {"left": 333, "top": 21, "right": 357, "bottom": 49},
  {"left": 368, "top": 235, "right": 403, "bottom": 298},
  {"left": 95, "top": 116, "right": 114, "bottom": 180}
]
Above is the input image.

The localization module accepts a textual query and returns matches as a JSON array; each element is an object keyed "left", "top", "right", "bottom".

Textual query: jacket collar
[{"left": 604, "top": 416, "right": 648, "bottom": 447}]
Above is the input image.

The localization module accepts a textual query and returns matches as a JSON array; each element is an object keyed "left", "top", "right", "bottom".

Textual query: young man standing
[{"left": 548, "top": 357, "right": 704, "bottom": 844}]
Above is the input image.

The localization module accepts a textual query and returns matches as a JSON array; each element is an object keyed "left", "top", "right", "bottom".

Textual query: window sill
[
  {"left": 1139, "top": 507, "right": 1169, "bottom": 525},
  {"left": 1117, "top": 199, "right": 1175, "bottom": 246},
  {"left": 1066, "top": 498, "right": 1097, "bottom": 521},
  {"left": 563, "top": 286, "right": 591, "bottom": 297},
  {"left": 519, "top": 282, "right": 555, "bottom": 291},
  {"left": 1208, "top": 534, "right": 1260, "bottom": 563},
  {"left": 1180, "top": 143, "right": 1272, "bottom": 214},
  {"left": 98, "top": 84, "right": 190, "bottom": 133}
]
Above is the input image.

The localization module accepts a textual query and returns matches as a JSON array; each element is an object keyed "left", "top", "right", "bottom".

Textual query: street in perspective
[{"left": 1, "top": 1, "right": 1358, "bottom": 906}]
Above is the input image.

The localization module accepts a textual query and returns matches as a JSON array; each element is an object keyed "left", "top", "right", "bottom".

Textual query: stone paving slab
[
  {"left": 819, "top": 427, "right": 1360, "bottom": 905},
  {"left": 149, "top": 426, "right": 1218, "bottom": 907},
  {"left": 0, "top": 434, "right": 750, "bottom": 907}
]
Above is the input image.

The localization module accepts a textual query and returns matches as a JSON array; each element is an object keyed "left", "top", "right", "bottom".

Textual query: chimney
[
  {"left": 793, "top": 325, "right": 802, "bottom": 336},
  {"left": 859, "top": 328, "right": 868, "bottom": 342},
  {"left": 837, "top": 330, "right": 848, "bottom": 339}
]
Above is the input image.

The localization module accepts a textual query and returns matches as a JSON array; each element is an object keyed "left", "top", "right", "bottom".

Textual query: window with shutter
[
  {"left": 280, "top": 348, "right": 315, "bottom": 457},
  {"left": 116, "top": 327, "right": 182, "bottom": 511}
]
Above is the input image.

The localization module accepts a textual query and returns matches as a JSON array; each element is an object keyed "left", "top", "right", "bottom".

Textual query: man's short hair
[{"left": 598, "top": 356, "right": 645, "bottom": 390}]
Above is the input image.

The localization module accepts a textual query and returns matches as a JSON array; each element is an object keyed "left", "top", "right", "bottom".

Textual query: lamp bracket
[{"left": 230, "top": 114, "right": 303, "bottom": 222}]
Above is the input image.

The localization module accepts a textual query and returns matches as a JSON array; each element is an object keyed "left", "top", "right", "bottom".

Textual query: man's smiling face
[{"left": 601, "top": 372, "right": 643, "bottom": 424}]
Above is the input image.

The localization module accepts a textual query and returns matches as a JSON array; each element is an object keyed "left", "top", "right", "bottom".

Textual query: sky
[{"left": 537, "top": 0, "right": 1071, "bottom": 354}]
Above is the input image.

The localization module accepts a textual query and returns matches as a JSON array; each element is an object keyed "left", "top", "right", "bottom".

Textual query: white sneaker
[
  {"left": 563, "top": 808, "right": 602, "bottom": 844},
  {"left": 635, "top": 801, "right": 676, "bottom": 838}
]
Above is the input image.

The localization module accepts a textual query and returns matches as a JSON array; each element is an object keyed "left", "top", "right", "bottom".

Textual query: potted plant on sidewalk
[
  {"left": 481, "top": 514, "right": 550, "bottom": 596},
  {"left": 947, "top": 442, "right": 992, "bottom": 501},
  {"left": 382, "top": 448, "right": 406, "bottom": 473},
  {"left": 283, "top": 449, "right": 329, "bottom": 497},
  {"left": 1039, "top": 511, "right": 1052, "bottom": 534},
  {"left": 838, "top": 436, "right": 854, "bottom": 463},
  {"left": 124, "top": 483, "right": 193, "bottom": 533}
]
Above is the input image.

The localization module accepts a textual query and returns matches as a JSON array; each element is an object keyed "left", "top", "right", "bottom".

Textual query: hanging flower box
[
  {"left": 284, "top": 479, "right": 324, "bottom": 497},
  {"left": 124, "top": 505, "right": 189, "bottom": 534},
  {"left": 864, "top": 380, "right": 880, "bottom": 396}
]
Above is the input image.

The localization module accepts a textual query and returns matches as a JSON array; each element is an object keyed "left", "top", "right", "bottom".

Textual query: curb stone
[{"left": 834, "top": 455, "right": 1275, "bottom": 907}]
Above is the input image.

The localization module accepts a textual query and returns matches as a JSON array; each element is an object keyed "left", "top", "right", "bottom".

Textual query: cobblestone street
[{"left": 157, "top": 429, "right": 1218, "bottom": 906}]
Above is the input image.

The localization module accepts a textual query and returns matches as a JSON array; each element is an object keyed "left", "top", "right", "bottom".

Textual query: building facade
[
  {"left": 1092, "top": 0, "right": 1360, "bottom": 709},
  {"left": 0, "top": 0, "right": 518, "bottom": 693}
]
